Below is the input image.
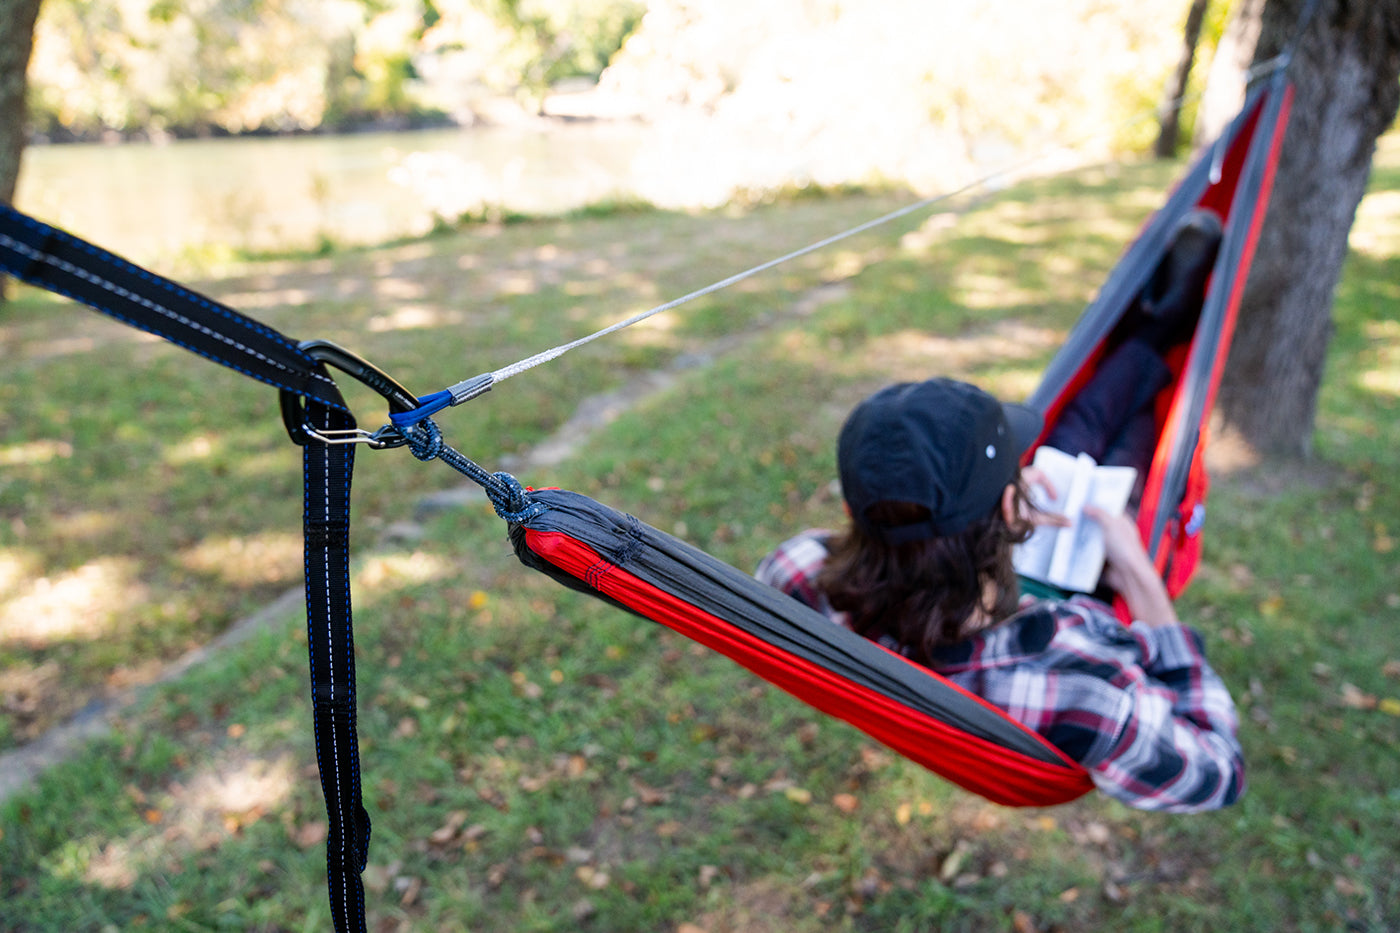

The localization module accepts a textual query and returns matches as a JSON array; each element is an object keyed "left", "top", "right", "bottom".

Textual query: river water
[{"left": 14, "top": 120, "right": 657, "bottom": 267}]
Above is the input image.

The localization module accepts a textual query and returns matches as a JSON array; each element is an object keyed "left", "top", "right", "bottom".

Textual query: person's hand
[
  {"left": 1083, "top": 505, "right": 1179, "bottom": 626},
  {"left": 1020, "top": 466, "right": 1071, "bottom": 529},
  {"left": 1083, "top": 505, "right": 1151, "bottom": 572}
]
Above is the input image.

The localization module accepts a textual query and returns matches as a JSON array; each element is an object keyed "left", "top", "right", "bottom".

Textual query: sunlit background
[{"left": 18, "top": 0, "right": 1194, "bottom": 264}]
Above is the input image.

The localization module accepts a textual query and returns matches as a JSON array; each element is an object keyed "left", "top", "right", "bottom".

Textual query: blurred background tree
[{"left": 0, "top": 0, "right": 43, "bottom": 300}]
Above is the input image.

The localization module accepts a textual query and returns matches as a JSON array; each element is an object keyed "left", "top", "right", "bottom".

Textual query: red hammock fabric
[
  {"left": 1030, "top": 75, "right": 1293, "bottom": 608},
  {"left": 521, "top": 517, "right": 1093, "bottom": 807}
]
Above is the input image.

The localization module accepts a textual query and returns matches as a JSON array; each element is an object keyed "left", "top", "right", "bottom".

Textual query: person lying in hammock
[
  {"left": 1042, "top": 206, "right": 1225, "bottom": 503},
  {"left": 755, "top": 376, "right": 1243, "bottom": 813}
]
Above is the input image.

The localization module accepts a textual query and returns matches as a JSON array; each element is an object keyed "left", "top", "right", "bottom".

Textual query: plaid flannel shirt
[{"left": 755, "top": 529, "right": 1244, "bottom": 813}]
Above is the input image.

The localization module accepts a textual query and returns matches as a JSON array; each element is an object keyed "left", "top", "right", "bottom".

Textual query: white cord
[{"left": 483, "top": 164, "right": 1027, "bottom": 387}]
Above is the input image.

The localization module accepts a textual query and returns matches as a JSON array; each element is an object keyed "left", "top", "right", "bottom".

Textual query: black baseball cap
[{"left": 837, "top": 378, "right": 1042, "bottom": 543}]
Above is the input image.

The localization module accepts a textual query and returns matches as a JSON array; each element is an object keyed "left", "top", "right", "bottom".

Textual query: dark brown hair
[{"left": 818, "top": 481, "right": 1036, "bottom": 665}]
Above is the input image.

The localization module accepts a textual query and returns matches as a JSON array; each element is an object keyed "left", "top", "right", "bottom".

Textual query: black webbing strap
[
  {"left": 0, "top": 205, "right": 344, "bottom": 409},
  {"left": 1, "top": 206, "right": 371, "bottom": 933},
  {"left": 303, "top": 399, "right": 371, "bottom": 933}
]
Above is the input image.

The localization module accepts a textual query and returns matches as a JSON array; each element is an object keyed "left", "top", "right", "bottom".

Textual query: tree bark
[
  {"left": 0, "top": 0, "right": 44, "bottom": 301},
  {"left": 1155, "top": 0, "right": 1212, "bottom": 159},
  {"left": 1216, "top": 0, "right": 1400, "bottom": 456}
]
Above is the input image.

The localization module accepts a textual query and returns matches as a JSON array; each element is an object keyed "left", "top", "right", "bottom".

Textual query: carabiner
[{"left": 281, "top": 339, "right": 420, "bottom": 447}]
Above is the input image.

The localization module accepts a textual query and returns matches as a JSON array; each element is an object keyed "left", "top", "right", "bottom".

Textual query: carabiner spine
[{"left": 282, "top": 339, "right": 420, "bottom": 447}]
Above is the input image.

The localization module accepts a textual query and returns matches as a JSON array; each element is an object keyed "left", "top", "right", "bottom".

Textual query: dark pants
[{"left": 1043, "top": 338, "right": 1171, "bottom": 478}]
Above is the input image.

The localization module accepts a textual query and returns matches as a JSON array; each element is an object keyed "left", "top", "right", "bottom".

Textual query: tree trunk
[
  {"left": 1155, "top": 0, "right": 1212, "bottom": 159},
  {"left": 0, "top": 0, "right": 44, "bottom": 301},
  {"left": 1216, "top": 0, "right": 1400, "bottom": 456}
]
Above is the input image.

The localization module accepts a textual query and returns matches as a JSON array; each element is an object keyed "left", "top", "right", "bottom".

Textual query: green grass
[{"left": 2, "top": 144, "right": 1398, "bottom": 932}]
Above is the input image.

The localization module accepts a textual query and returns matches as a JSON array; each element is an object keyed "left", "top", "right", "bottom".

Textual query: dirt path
[{"left": 0, "top": 278, "right": 852, "bottom": 804}]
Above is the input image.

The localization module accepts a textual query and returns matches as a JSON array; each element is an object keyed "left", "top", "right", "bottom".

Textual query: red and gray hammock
[{"left": 0, "top": 67, "right": 1290, "bottom": 933}]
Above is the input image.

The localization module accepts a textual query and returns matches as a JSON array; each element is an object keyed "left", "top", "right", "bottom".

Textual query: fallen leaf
[
  {"left": 519, "top": 774, "right": 550, "bottom": 793},
  {"left": 1012, "top": 909, "right": 1039, "bottom": 933},
  {"left": 396, "top": 875, "right": 422, "bottom": 906},
  {"left": 859, "top": 746, "right": 892, "bottom": 771},
  {"left": 939, "top": 841, "right": 971, "bottom": 882},
  {"left": 1383, "top": 660, "right": 1400, "bottom": 679},
  {"left": 1059, "top": 886, "right": 1080, "bottom": 903},
  {"left": 895, "top": 802, "right": 912, "bottom": 826},
  {"left": 832, "top": 793, "right": 859, "bottom": 813},
  {"left": 1379, "top": 698, "right": 1400, "bottom": 717},
  {"left": 633, "top": 780, "right": 670, "bottom": 805},
  {"left": 362, "top": 863, "right": 393, "bottom": 894},
  {"left": 784, "top": 786, "right": 813, "bottom": 805},
  {"left": 576, "top": 865, "right": 610, "bottom": 889},
  {"left": 972, "top": 808, "right": 1002, "bottom": 832},
  {"left": 1341, "top": 683, "right": 1378, "bottom": 710},
  {"left": 678, "top": 924, "right": 710, "bottom": 933},
  {"left": 428, "top": 810, "right": 468, "bottom": 845},
  {"left": 1334, "top": 876, "right": 1364, "bottom": 897}
]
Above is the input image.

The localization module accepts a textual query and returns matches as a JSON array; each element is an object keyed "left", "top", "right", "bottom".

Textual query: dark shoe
[{"left": 1139, "top": 207, "right": 1223, "bottom": 349}]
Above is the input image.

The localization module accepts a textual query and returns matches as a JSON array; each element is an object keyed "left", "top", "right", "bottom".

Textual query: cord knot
[
  {"left": 403, "top": 419, "right": 445, "bottom": 462},
  {"left": 398, "top": 420, "right": 547, "bottom": 526},
  {"left": 485, "top": 471, "right": 548, "bottom": 525}
]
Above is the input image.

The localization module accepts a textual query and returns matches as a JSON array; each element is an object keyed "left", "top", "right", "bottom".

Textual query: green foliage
[
  {"left": 488, "top": 0, "right": 645, "bottom": 104},
  {"left": 27, "top": 0, "right": 645, "bottom": 138}
]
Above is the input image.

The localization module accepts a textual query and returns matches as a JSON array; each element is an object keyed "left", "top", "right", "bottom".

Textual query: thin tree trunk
[
  {"left": 1194, "top": 0, "right": 1267, "bottom": 149},
  {"left": 1155, "top": 0, "right": 1212, "bottom": 159},
  {"left": 1217, "top": 0, "right": 1400, "bottom": 456},
  {"left": 0, "top": 0, "right": 45, "bottom": 301}
]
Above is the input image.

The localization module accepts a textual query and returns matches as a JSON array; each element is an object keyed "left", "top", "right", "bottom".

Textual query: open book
[{"left": 1013, "top": 446, "right": 1137, "bottom": 594}]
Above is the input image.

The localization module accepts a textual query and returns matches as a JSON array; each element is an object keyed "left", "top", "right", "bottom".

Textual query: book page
[
  {"left": 1013, "top": 446, "right": 1081, "bottom": 582},
  {"left": 1013, "top": 447, "right": 1137, "bottom": 593},
  {"left": 1052, "top": 462, "right": 1137, "bottom": 592}
]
